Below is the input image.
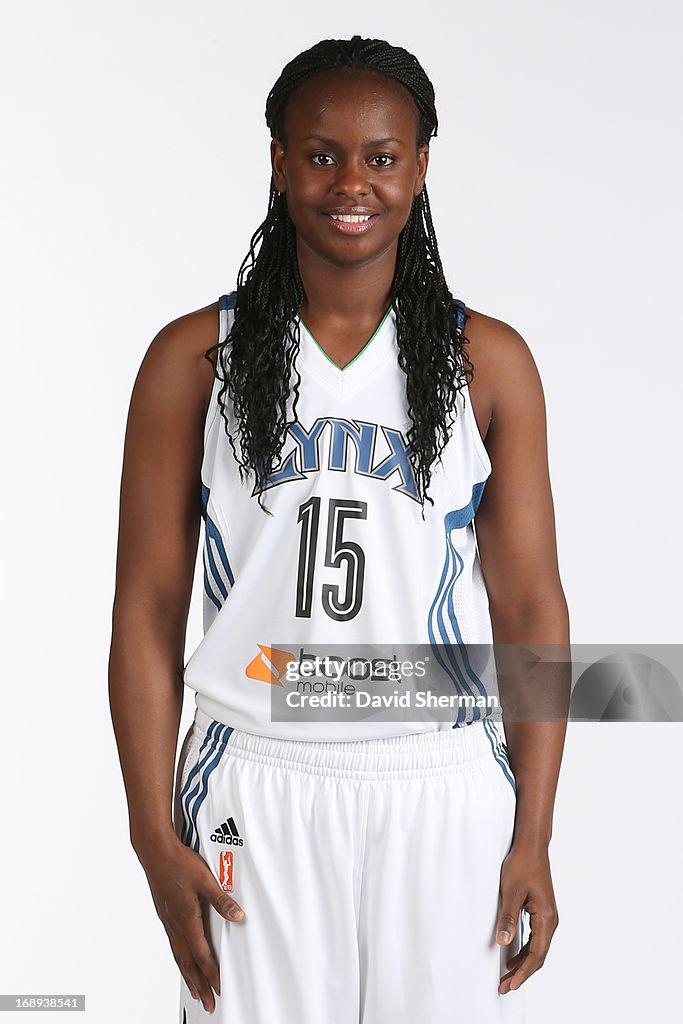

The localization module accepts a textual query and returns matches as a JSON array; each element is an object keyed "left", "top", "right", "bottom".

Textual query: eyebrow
[{"left": 300, "top": 134, "right": 405, "bottom": 147}]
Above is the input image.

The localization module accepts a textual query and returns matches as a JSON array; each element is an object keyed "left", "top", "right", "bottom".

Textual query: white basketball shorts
[{"left": 173, "top": 707, "right": 527, "bottom": 1023}]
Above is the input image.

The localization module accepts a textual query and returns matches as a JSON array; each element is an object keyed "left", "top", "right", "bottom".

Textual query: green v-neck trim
[{"left": 300, "top": 304, "right": 394, "bottom": 372}]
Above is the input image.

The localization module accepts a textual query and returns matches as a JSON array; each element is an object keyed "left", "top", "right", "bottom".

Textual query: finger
[
  {"left": 203, "top": 879, "right": 246, "bottom": 922},
  {"left": 173, "top": 935, "right": 217, "bottom": 1013},
  {"left": 179, "top": 958, "right": 207, "bottom": 1006},
  {"left": 506, "top": 916, "right": 554, "bottom": 991},
  {"left": 496, "top": 894, "right": 525, "bottom": 945},
  {"left": 168, "top": 899, "right": 222, "bottom": 1001},
  {"left": 500, "top": 939, "right": 531, "bottom": 977},
  {"left": 498, "top": 942, "right": 531, "bottom": 994},
  {"left": 162, "top": 921, "right": 214, "bottom": 1007}
]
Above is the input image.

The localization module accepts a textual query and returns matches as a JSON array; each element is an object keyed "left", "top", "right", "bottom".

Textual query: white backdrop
[{"left": 1, "top": 1, "right": 681, "bottom": 1021}]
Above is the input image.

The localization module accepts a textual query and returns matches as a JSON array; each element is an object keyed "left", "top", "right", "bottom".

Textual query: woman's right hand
[{"left": 136, "top": 833, "right": 246, "bottom": 1013}]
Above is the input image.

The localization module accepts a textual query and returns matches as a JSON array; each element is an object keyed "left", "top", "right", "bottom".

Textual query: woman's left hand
[{"left": 496, "top": 841, "right": 559, "bottom": 994}]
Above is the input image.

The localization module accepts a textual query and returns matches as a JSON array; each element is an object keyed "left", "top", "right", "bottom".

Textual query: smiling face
[{"left": 270, "top": 68, "right": 429, "bottom": 271}]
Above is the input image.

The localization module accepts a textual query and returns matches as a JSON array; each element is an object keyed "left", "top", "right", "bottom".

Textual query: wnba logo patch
[
  {"left": 219, "top": 851, "right": 234, "bottom": 892},
  {"left": 245, "top": 644, "right": 295, "bottom": 685}
]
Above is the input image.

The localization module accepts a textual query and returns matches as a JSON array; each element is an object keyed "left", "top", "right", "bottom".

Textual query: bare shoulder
[
  {"left": 140, "top": 299, "right": 220, "bottom": 383},
  {"left": 464, "top": 306, "right": 540, "bottom": 386},
  {"left": 460, "top": 307, "right": 544, "bottom": 437},
  {"left": 132, "top": 300, "right": 221, "bottom": 420}
]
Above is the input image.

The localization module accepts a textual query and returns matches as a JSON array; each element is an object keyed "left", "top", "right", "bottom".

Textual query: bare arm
[
  {"left": 108, "top": 307, "right": 210, "bottom": 853},
  {"left": 108, "top": 303, "right": 243, "bottom": 1012},
  {"left": 468, "top": 314, "right": 570, "bottom": 993}
]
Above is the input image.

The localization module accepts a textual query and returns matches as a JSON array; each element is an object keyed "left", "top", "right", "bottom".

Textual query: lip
[{"left": 323, "top": 212, "right": 380, "bottom": 235}]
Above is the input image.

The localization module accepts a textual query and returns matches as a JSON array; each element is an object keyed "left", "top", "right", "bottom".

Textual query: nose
[{"left": 332, "top": 158, "right": 371, "bottom": 198}]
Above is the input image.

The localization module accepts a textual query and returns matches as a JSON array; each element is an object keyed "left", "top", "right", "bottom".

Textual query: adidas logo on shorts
[{"left": 210, "top": 816, "right": 245, "bottom": 847}]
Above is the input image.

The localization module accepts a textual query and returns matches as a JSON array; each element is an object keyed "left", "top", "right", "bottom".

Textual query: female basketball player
[{"left": 109, "top": 36, "right": 569, "bottom": 1024}]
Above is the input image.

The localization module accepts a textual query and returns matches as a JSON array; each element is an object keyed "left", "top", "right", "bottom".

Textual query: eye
[
  {"left": 370, "top": 154, "right": 396, "bottom": 167},
  {"left": 311, "top": 153, "right": 335, "bottom": 166}
]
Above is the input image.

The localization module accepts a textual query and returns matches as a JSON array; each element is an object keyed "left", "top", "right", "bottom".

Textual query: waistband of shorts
[{"left": 189, "top": 707, "right": 505, "bottom": 779}]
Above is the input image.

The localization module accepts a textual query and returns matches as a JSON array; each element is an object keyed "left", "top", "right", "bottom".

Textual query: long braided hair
[{"left": 205, "top": 35, "right": 473, "bottom": 518}]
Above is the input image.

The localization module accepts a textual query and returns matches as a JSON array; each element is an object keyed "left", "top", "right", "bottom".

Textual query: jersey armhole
[
  {"left": 203, "top": 294, "right": 234, "bottom": 444},
  {"left": 463, "top": 384, "right": 493, "bottom": 479},
  {"left": 454, "top": 299, "right": 492, "bottom": 480}
]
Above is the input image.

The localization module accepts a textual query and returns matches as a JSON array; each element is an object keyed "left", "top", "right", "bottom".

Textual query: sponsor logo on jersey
[
  {"left": 245, "top": 644, "right": 295, "bottom": 685},
  {"left": 254, "top": 417, "right": 419, "bottom": 502},
  {"left": 211, "top": 816, "right": 245, "bottom": 847},
  {"left": 219, "top": 850, "right": 234, "bottom": 892}
]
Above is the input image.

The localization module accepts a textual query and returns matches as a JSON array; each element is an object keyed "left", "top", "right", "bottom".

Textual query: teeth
[{"left": 330, "top": 214, "right": 373, "bottom": 223}]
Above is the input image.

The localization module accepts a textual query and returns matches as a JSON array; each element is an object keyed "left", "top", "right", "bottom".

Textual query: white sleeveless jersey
[{"left": 183, "top": 292, "right": 497, "bottom": 740}]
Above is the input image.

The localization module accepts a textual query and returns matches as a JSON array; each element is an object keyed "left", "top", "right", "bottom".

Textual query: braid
[{"left": 205, "top": 35, "right": 473, "bottom": 517}]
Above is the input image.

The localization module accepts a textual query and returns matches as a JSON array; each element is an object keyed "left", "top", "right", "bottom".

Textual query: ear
[
  {"left": 271, "top": 138, "right": 286, "bottom": 193},
  {"left": 415, "top": 143, "right": 430, "bottom": 196}
]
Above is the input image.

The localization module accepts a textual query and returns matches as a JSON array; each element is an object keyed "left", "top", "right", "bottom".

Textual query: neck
[{"left": 295, "top": 237, "right": 396, "bottom": 325}]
